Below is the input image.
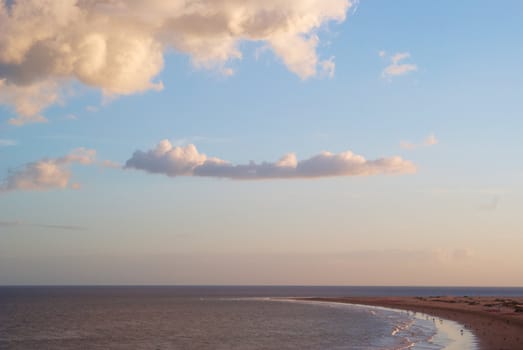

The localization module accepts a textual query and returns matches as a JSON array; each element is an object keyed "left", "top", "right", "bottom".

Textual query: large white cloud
[
  {"left": 0, "top": 148, "right": 96, "bottom": 192},
  {"left": 125, "top": 140, "right": 416, "bottom": 180},
  {"left": 0, "top": 0, "right": 354, "bottom": 125}
]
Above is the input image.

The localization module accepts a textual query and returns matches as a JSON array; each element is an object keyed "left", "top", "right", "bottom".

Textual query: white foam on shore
[
  {"left": 274, "top": 298, "right": 479, "bottom": 350},
  {"left": 385, "top": 308, "right": 478, "bottom": 350},
  {"left": 428, "top": 316, "right": 477, "bottom": 350}
]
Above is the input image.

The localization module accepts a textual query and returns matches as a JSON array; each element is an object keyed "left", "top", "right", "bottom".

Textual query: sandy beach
[{"left": 302, "top": 296, "right": 523, "bottom": 350}]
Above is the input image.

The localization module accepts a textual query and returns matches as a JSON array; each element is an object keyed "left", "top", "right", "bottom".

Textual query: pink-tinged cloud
[
  {"left": 0, "top": 79, "right": 55, "bottom": 126},
  {"left": 1, "top": 148, "right": 95, "bottom": 192},
  {"left": 400, "top": 133, "right": 439, "bottom": 150},
  {"left": 0, "top": 0, "right": 355, "bottom": 125},
  {"left": 100, "top": 160, "right": 122, "bottom": 169},
  {"left": 125, "top": 140, "right": 416, "bottom": 180},
  {"left": 381, "top": 52, "right": 418, "bottom": 79},
  {"left": 424, "top": 134, "right": 438, "bottom": 146}
]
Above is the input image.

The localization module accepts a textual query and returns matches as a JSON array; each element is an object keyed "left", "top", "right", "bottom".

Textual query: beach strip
[{"left": 300, "top": 296, "right": 523, "bottom": 350}]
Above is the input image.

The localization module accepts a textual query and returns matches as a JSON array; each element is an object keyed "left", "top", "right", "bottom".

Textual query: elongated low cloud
[
  {"left": 0, "top": 0, "right": 354, "bottom": 125},
  {"left": 381, "top": 51, "right": 418, "bottom": 79},
  {"left": 125, "top": 140, "right": 416, "bottom": 180},
  {"left": 0, "top": 148, "right": 95, "bottom": 192}
]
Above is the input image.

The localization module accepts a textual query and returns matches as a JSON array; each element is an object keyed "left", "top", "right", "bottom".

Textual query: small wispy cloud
[
  {"left": 0, "top": 220, "right": 86, "bottom": 231},
  {"left": 335, "top": 247, "right": 475, "bottom": 264},
  {"left": 125, "top": 140, "right": 416, "bottom": 180},
  {"left": 400, "top": 134, "right": 438, "bottom": 150},
  {"left": 424, "top": 134, "right": 438, "bottom": 146},
  {"left": 100, "top": 160, "right": 122, "bottom": 169},
  {"left": 380, "top": 51, "right": 418, "bottom": 79},
  {"left": 70, "top": 182, "right": 82, "bottom": 190},
  {"left": 0, "top": 148, "right": 96, "bottom": 193},
  {"left": 426, "top": 187, "right": 506, "bottom": 199},
  {"left": 423, "top": 187, "right": 504, "bottom": 213},
  {"left": 221, "top": 67, "right": 235, "bottom": 77},
  {"left": 431, "top": 248, "right": 475, "bottom": 264},
  {"left": 478, "top": 195, "right": 501, "bottom": 212},
  {"left": 320, "top": 57, "right": 336, "bottom": 79},
  {"left": 65, "top": 114, "right": 78, "bottom": 120},
  {"left": 0, "top": 139, "right": 17, "bottom": 146}
]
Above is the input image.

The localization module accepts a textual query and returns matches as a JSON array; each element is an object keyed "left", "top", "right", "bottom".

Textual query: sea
[{"left": 1, "top": 286, "right": 522, "bottom": 349}]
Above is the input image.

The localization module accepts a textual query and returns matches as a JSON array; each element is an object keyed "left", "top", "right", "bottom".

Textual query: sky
[{"left": 1, "top": 0, "right": 522, "bottom": 286}]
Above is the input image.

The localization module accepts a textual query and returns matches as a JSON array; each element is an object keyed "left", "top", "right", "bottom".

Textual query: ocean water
[{"left": 2, "top": 286, "right": 517, "bottom": 349}]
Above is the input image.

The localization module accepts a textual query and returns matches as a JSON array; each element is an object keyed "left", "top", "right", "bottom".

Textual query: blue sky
[{"left": 1, "top": 0, "right": 522, "bottom": 285}]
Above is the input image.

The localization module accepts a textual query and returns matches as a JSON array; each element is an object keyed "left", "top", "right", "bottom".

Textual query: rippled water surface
[{"left": 1, "top": 286, "right": 506, "bottom": 349}]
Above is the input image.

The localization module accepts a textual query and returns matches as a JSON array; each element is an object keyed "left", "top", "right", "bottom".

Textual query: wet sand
[{"left": 300, "top": 296, "right": 523, "bottom": 350}]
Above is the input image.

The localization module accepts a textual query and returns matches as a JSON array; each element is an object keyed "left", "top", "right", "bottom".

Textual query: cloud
[
  {"left": 0, "top": 138, "right": 17, "bottom": 146},
  {"left": 0, "top": 0, "right": 354, "bottom": 125},
  {"left": 0, "top": 220, "right": 86, "bottom": 230},
  {"left": 431, "top": 248, "right": 475, "bottom": 264},
  {"left": 424, "top": 134, "right": 438, "bottom": 146},
  {"left": 0, "top": 147, "right": 95, "bottom": 192},
  {"left": 332, "top": 248, "right": 475, "bottom": 265},
  {"left": 70, "top": 182, "right": 82, "bottom": 190},
  {"left": 400, "top": 134, "right": 438, "bottom": 150},
  {"left": 478, "top": 195, "right": 500, "bottom": 212},
  {"left": 0, "top": 78, "right": 55, "bottom": 125},
  {"left": 320, "top": 56, "right": 336, "bottom": 79},
  {"left": 125, "top": 139, "right": 416, "bottom": 180},
  {"left": 381, "top": 51, "right": 417, "bottom": 79},
  {"left": 100, "top": 160, "right": 122, "bottom": 169}
]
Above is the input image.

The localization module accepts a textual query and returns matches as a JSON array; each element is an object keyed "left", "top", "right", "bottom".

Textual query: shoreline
[
  {"left": 298, "top": 296, "right": 523, "bottom": 350},
  {"left": 288, "top": 298, "right": 477, "bottom": 349}
]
